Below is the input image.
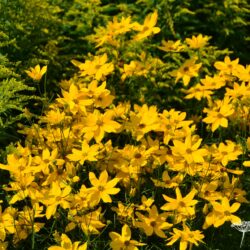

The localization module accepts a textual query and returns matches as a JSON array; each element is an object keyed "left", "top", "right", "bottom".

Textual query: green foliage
[
  {"left": 134, "top": 0, "right": 250, "bottom": 63},
  {"left": 0, "top": 52, "right": 39, "bottom": 147}
]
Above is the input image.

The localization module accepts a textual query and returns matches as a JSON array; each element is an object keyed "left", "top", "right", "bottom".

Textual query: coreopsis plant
[
  {"left": 167, "top": 223, "right": 204, "bottom": 250},
  {"left": 66, "top": 207, "right": 105, "bottom": 236},
  {"left": 161, "top": 188, "right": 198, "bottom": 223},
  {"left": 171, "top": 57, "right": 202, "bottom": 86},
  {"left": 67, "top": 140, "right": 99, "bottom": 165},
  {"left": 171, "top": 135, "right": 208, "bottom": 164},
  {"left": 109, "top": 224, "right": 145, "bottom": 250},
  {"left": 203, "top": 97, "right": 235, "bottom": 132},
  {"left": 88, "top": 170, "right": 120, "bottom": 203},
  {"left": 133, "top": 11, "right": 161, "bottom": 41},
  {"left": 135, "top": 205, "right": 172, "bottom": 238},
  {"left": 41, "top": 182, "right": 71, "bottom": 219},
  {"left": 158, "top": 39, "right": 184, "bottom": 52},
  {"left": 48, "top": 233, "right": 87, "bottom": 250},
  {"left": 25, "top": 64, "right": 47, "bottom": 81},
  {"left": 203, "top": 197, "right": 241, "bottom": 228},
  {"left": 71, "top": 53, "right": 114, "bottom": 81},
  {"left": 0, "top": 206, "right": 16, "bottom": 241},
  {"left": 81, "top": 109, "right": 121, "bottom": 142},
  {"left": 211, "top": 140, "right": 242, "bottom": 166},
  {"left": 214, "top": 56, "right": 240, "bottom": 76},
  {"left": 1, "top": 4, "right": 250, "bottom": 249},
  {"left": 185, "top": 34, "right": 211, "bottom": 49},
  {"left": 126, "top": 104, "right": 160, "bottom": 141},
  {"left": 112, "top": 202, "right": 135, "bottom": 223}
]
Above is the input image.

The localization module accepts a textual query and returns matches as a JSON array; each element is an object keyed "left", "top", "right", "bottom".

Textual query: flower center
[
  {"left": 134, "top": 153, "right": 142, "bottom": 159},
  {"left": 179, "top": 201, "right": 186, "bottom": 207},
  {"left": 217, "top": 113, "right": 224, "bottom": 119},
  {"left": 98, "top": 185, "right": 105, "bottom": 191},
  {"left": 139, "top": 123, "right": 146, "bottom": 129},
  {"left": 96, "top": 119, "right": 104, "bottom": 126},
  {"left": 150, "top": 221, "right": 157, "bottom": 227},
  {"left": 124, "top": 240, "right": 130, "bottom": 246}
]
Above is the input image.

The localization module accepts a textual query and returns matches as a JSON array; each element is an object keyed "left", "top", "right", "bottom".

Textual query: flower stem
[{"left": 240, "top": 232, "right": 245, "bottom": 248}]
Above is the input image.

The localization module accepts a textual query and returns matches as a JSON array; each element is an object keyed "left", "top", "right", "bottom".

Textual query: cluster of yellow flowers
[{"left": 1, "top": 10, "right": 250, "bottom": 250}]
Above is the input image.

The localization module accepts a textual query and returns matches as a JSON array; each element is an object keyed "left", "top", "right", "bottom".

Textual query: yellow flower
[
  {"left": 185, "top": 34, "right": 210, "bottom": 49},
  {"left": 158, "top": 109, "right": 193, "bottom": 145},
  {"left": 109, "top": 224, "right": 145, "bottom": 250},
  {"left": 233, "top": 64, "right": 250, "bottom": 81},
  {"left": 185, "top": 83, "right": 213, "bottom": 101},
  {"left": 0, "top": 241, "right": 8, "bottom": 250},
  {"left": 167, "top": 224, "right": 204, "bottom": 250},
  {"left": 225, "top": 82, "right": 250, "bottom": 103},
  {"left": 76, "top": 208, "right": 106, "bottom": 235},
  {"left": 136, "top": 195, "right": 154, "bottom": 212},
  {"left": 243, "top": 161, "right": 250, "bottom": 167},
  {"left": 108, "top": 16, "right": 135, "bottom": 36},
  {"left": 214, "top": 56, "right": 239, "bottom": 75},
  {"left": 135, "top": 205, "right": 172, "bottom": 238},
  {"left": 200, "top": 75, "right": 226, "bottom": 90},
  {"left": 151, "top": 171, "right": 183, "bottom": 189},
  {"left": 71, "top": 53, "right": 114, "bottom": 80},
  {"left": 203, "top": 97, "right": 234, "bottom": 132},
  {"left": 13, "top": 204, "right": 44, "bottom": 244},
  {"left": 112, "top": 202, "right": 135, "bottom": 222},
  {"left": 25, "top": 64, "right": 47, "bottom": 81},
  {"left": 209, "top": 197, "right": 241, "bottom": 227},
  {"left": 120, "top": 61, "right": 148, "bottom": 81},
  {"left": 56, "top": 83, "right": 93, "bottom": 115},
  {"left": 7, "top": 174, "right": 35, "bottom": 204},
  {"left": 81, "top": 109, "right": 121, "bottom": 142},
  {"left": 42, "top": 182, "right": 71, "bottom": 219},
  {"left": 171, "top": 135, "right": 208, "bottom": 164},
  {"left": 171, "top": 57, "right": 202, "bottom": 86},
  {"left": 158, "top": 40, "right": 184, "bottom": 52},
  {"left": 0, "top": 206, "right": 16, "bottom": 241},
  {"left": 161, "top": 188, "right": 198, "bottom": 220},
  {"left": 198, "top": 181, "right": 222, "bottom": 202},
  {"left": 133, "top": 11, "right": 161, "bottom": 41},
  {"left": 128, "top": 104, "right": 160, "bottom": 141},
  {"left": 89, "top": 170, "right": 120, "bottom": 203},
  {"left": 67, "top": 140, "right": 99, "bottom": 165},
  {"left": 212, "top": 140, "right": 242, "bottom": 166},
  {"left": 48, "top": 233, "right": 87, "bottom": 250}
]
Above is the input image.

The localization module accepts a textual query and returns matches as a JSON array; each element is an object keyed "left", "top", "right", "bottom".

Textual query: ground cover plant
[{"left": 0, "top": 0, "right": 250, "bottom": 249}]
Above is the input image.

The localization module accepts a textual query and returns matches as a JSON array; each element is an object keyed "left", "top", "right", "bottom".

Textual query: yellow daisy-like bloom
[
  {"left": 171, "top": 135, "right": 208, "bottom": 164},
  {"left": 109, "top": 224, "right": 145, "bottom": 250},
  {"left": 71, "top": 53, "right": 114, "bottom": 80},
  {"left": 209, "top": 197, "right": 241, "bottom": 227},
  {"left": 212, "top": 140, "right": 242, "bottom": 166},
  {"left": 158, "top": 40, "right": 184, "bottom": 52},
  {"left": 171, "top": 57, "right": 202, "bottom": 86},
  {"left": 214, "top": 56, "right": 239, "bottom": 75},
  {"left": 89, "top": 170, "right": 120, "bottom": 203},
  {"left": 185, "top": 34, "right": 210, "bottom": 49},
  {"left": 161, "top": 187, "right": 198, "bottom": 220},
  {"left": 167, "top": 223, "right": 204, "bottom": 250},
  {"left": 81, "top": 109, "right": 121, "bottom": 143},
  {"left": 48, "top": 233, "right": 87, "bottom": 250},
  {"left": 133, "top": 11, "right": 161, "bottom": 41},
  {"left": 25, "top": 64, "right": 47, "bottom": 81},
  {"left": 67, "top": 140, "right": 99, "bottom": 165},
  {"left": 135, "top": 205, "right": 172, "bottom": 238},
  {"left": 203, "top": 97, "right": 234, "bottom": 132}
]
